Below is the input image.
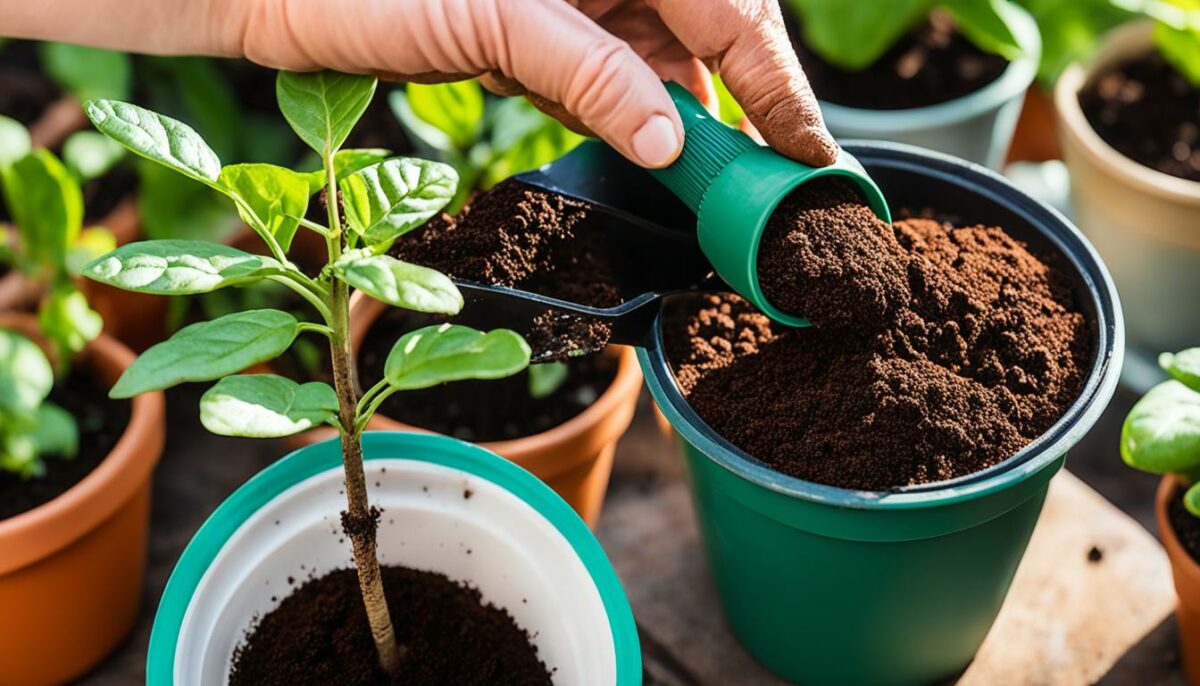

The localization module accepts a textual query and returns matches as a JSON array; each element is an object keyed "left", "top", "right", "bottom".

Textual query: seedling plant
[
  {"left": 79, "top": 71, "right": 531, "bottom": 673},
  {"left": 1122, "top": 349, "right": 1200, "bottom": 516}
]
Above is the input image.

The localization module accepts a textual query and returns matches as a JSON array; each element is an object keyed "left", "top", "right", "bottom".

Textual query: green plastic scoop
[{"left": 648, "top": 82, "right": 891, "bottom": 326}]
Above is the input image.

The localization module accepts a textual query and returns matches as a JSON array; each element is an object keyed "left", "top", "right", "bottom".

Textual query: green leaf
[
  {"left": 84, "top": 100, "right": 221, "bottom": 184},
  {"left": 82, "top": 240, "right": 283, "bottom": 294},
  {"left": 1186, "top": 481, "right": 1200, "bottom": 517},
  {"left": 0, "top": 115, "right": 30, "bottom": 169},
  {"left": 200, "top": 374, "right": 338, "bottom": 437},
  {"left": 1021, "top": 0, "right": 1133, "bottom": 85},
  {"left": 332, "top": 252, "right": 463, "bottom": 314},
  {"left": 1, "top": 432, "right": 40, "bottom": 479},
  {"left": 38, "top": 286, "right": 102, "bottom": 356},
  {"left": 1156, "top": 16, "right": 1200, "bottom": 86},
  {"left": 276, "top": 71, "right": 377, "bottom": 156},
  {"left": 340, "top": 157, "right": 458, "bottom": 245},
  {"left": 405, "top": 81, "right": 485, "bottom": 151},
  {"left": 39, "top": 42, "right": 131, "bottom": 101},
  {"left": 33, "top": 402, "right": 78, "bottom": 459},
  {"left": 148, "top": 56, "right": 242, "bottom": 161},
  {"left": 942, "top": 0, "right": 1025, "bottom": 61},
  {"left": 62, "top": 131, "right": 126, "bottom": 183},
  {"left": 1121, "top": 380, "right": 1200, "bottom": 474},
  {"left": 3, "top": 150, "right": 83, "bottom": 270},
  {"left": 786, "top": 0, "right": 932, "bottom": 70},
  {"left": 1161, "top": 349, "right": 1200, "bottom": 393},
  {"left": 484, "top": 98, "right": 583, "bottom": 188},
  {"left": 303, "top": 148, "right": 391, "bottom": 192},
  {"left": 528, "top": 361, "right": 568, "bottom": 399},
  {"left": 217, "top": 163, "right": 311, "bottom": 251},
  {"left": 111, "top": 309, "right": 299, "bottom": 398},
  {"left": 384, "top": 324, "right": 530, "bottom": 391},
  {"left": 389, "top": 89, "right": 457, "bottom": 154},
  {"left": 0, "top": 330, "right": 53, "bottom": 413},
  {"left": 713, "top": 74, "right": 745, "bottom": 128},
  {"left": 66, "top": 227, "right": 118, "bottom": 276}
]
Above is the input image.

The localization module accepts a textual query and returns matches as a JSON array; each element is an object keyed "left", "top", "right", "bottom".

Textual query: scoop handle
[{"left": 647, "top": 82, "right": 757, "bottom": 213}]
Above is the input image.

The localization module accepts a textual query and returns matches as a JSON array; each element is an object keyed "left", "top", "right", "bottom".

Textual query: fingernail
[{"left": 632, "top": 115, "right": 680, "bottom": 168}]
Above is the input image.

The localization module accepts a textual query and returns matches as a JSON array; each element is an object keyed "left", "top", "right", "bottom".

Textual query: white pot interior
[{"left": 174, "top": 459, "right": 617, "bottom": 685}]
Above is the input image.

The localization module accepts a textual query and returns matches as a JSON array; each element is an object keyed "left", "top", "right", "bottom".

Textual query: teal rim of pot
[
  {"left": 640, "top": 140, "right": 1124, "bottom": 511},
  {"left": 146, "top": 431, "right": 642, "bottom": 685},
  {"left": 817, "top": 3, "right": 1041, "bottom": 132}
]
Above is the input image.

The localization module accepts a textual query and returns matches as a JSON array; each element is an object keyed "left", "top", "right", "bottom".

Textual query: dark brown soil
[
  {"left": 1079, "top": 50, "right": 1200, "bottom": 182},
  {"left": 358, "top": 307, "right": 619, "bottom": 442},
  {"left": 1169, "top": 485, "right": 1200, "bottom": 565},
  {"left": 229, "top": 565, "right": 552, "bottom": 686},
  {"left": 0, "top": 367, "right": 131, "bottom": 520},
  {"left": 0, "top": 42, "right": 59, "bottom": 126},
  {"left": 788, "top": 13, "right": 1009, "bottom": 110},
  {"left": 670, "top": 182, "right": 1090, "bottom": 490}
]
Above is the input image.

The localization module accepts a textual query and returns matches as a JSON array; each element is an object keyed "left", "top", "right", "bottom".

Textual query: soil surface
[
  {"left": 359, "top": 307, "right": 619, "bottom": 442},
  {"left": 1079, "top": 50, "right": 1200, "bottom": 182},
  {"left": 229, "top": 565, "right": 552, "bottom": 686},
  {"left": 1169, "top": 485, "right": 1200, "bottom": 564},
  {"left": 0, "top": 42, "right": 59, "bottom": 125},
  {"left": 666, "top": 178, "right": 1090, "bottom": 490},
  {"left": 789, "top": 13, "right": 1009, "bottom": 110},
  {"left": 0, "top": 366, "right": 131, "bottom": 520}
]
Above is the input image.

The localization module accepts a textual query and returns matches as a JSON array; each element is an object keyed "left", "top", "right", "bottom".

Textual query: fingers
[{"left": 647, "top": 0, "right": 839, "bottom": 166}]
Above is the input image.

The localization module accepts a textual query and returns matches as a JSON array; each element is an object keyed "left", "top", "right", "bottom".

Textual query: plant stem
[{"left": 324, "top": 151, "right": 404, "bottom": 675}]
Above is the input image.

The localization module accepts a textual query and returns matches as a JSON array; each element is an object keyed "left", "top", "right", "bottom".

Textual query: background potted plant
[
  {"left": 1055, "top": 6, "right": 1200, "bottom": 363},
  {"left": 1121, "top": 347, "right": 1200, "bottom": 685},
  {"left": 0, "top": 142, "right": 163, "bottom": 684},
  {"left": 783, "top": 0, "right": 1040, "bottom": 168},
  {"left": 80, "top": 68, "right": 638, "bottom": 681}
]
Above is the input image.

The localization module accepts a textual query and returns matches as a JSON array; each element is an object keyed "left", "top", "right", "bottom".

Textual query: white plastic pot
[
  {"left": 148, "top": 432, "right": 641, "bottom": 685},
  {"left": 818, "top": 4, "right": 1040, "bottom": 169}
]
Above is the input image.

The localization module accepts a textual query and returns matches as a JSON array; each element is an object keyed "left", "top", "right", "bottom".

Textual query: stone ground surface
[{"left": 78, "top": 383, "right": 1186, "bottom": 685}]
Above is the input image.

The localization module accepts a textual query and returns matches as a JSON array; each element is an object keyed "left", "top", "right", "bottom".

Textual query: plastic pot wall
[
  {"left": 148, "top": 432, "right": 641, "bottom": 685},
  {"left": 817, "top": 4, "right": 1039, "bottom": 170},
  {"left": 1157, "top": 476, "right": 1200, "bottom": 686},
  {"left": 640, "top": 142, "right": 1123, "bottom": 685},
  {"left": 1055, "top": 22, "right": 1200, "bottom": 355},
  {"left": 0, "top": 319, "right": 165, "bottom": 685}
]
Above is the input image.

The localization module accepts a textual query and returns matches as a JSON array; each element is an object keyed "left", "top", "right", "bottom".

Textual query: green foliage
[
  {"left": 786, "top": 0, "right": 1024, "bottom": 70},
  {"left": 339, "top": 157, "right": 459, "bottom": 245},
  {"left": 384, "top": 324, "right": 531, "bottom": 391},
  {"left": 0, "top": 330, "right": 76, "bottom": 478},
  {"left": 217, "top": 164, "right": 310, "bottom": 251},
  {"left": 82, "top": 240, "right": 284, "bottom": 294},
  {"left": 712, "top": 75, "right": 745, "bottom": 127},
  {"left": 0, "top": 116, "right": 31, "bottom": 169},
  {"left": 276, "top": 71, "right": 377, "bottom": 157},
  {"left": 62, "top": 131, "right": 126, "bottom": 182},
  {"left": 332, "top": 252, "right": 463, "bottom": 314},
  {"left": 200, "top": 375, "right": 338, "bottom": 437},
  {"left": 528, "top": 361, "right": 569, "bottom": 399},
  {"left": 85, "top": 100, "right": 221, "bottom": 185},
  {"left": 39, "top": 42, "right": 132, "bottom": 102},
  {"left": 1146, "top": 0, "right": 1200, "bottom": 85},
  {"left": 1122, "top": 348, "right": 1200, "bottom": 517}
]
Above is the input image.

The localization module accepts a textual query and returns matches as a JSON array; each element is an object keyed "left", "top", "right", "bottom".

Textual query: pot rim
[
  {"left": 816, "top": 3, "right": 1040, "bottom": 132},
  {"left": 0, "top": 320, "right": 165, "bottom": 574},
  {"left": 351, "top": 293, "right": 643, "bottom": 476},
  {"left": 1054, "top": 21, "right": 1200, "bottom": 204},
  {"left": 640, "top": 140, "right": 1123, "bottom": 511},
  {"left": 1156, "top": 475, "right": 1200, "bottom": 592},
  {"left": 147, "top": 431, "right": 641, "bottom": 683}
]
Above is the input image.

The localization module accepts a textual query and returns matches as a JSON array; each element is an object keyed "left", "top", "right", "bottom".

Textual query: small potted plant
[
  {"left": 783, "top": 0, "right": 1040, "bottom": 168},
  {"left": 81, "top": 69, "right": 639, "bottom": 682},
  {"left": 1055, "top": 9, "right": 1200, "bottom": 357},
  {"left": 0, "top": 143, "right": 164, "bottom": 684},
  {"left": 1121, "top": 348, "right": 1200, "bottom": 685}
]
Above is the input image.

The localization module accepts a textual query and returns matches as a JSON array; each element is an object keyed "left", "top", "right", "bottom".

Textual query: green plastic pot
[
  {"left": 147, "top": 432, "right": 641, "bottom": 685},
  {"left": 640, "top": 142, "right": 1123, "bottom": 685}
]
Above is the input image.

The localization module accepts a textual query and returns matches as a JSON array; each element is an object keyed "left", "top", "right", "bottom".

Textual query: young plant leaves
[
  {"left": 0, "top": 115, "right": 30, "bottom": 169},
  {"left": 83, "top": 240, "right": 283, "bottom": 294},
  {"left": 1121, "top": 380, "right": 1200, "bottom": 474},
  {"left": 4, "top": 150, "right": 83, "bottom": 270},
  {"left": 0, "top": 330, "right": 52, "bottom": 413},
  {"left": 111, "top": 309, "right": 300, "bottom": 398},
  {"left": 384, "top": 324, "right": 530, "bottom": 391},
  {"left": 84, "top": 100, "right": 221, "bottom": 184},
  {"left": 405, "top": 81, "right": 485, "bottom": 151},
  {"left": 39, "top": 43, "right": 131, "bottom": 102},
  {"left": 1161, "top": 348, "right": 1200, "bottom": 392},
  {"left": 66, "top": 228, "right": 118, "bottom": 276},
  {"left": 200, "top": 374, "right": 338, "bottom": 437},
  {"left": 339, "top": 157, "right": 458, "bottom": 245},
  {"left": 305, "top": 148, "right": 393, "bottom": 191},
  {"left": 33, "top": 402, "right": 78, "bottom": 459},
  {"left": 62, "top": 131, "right": 127, "bottom": 183},
  {"left": 942, "top": 0, "right": 1024, "bottom": 61},
  {"left": 217, "top": 164, "right": 310, "bottom": 251},
  {"left": 787, "top": 0, "right": 931, "bottom": 70},
  {"left": 528, "top": 361, "right": 568, "bottom": 399},
  {"left": 276, "top": 71, "right": 377, "bottom": 156},
  {"left": 38, "top": 286, "right": 102, "bottom": 356},
  {"left": 332, "top": 252, "right": 463, "bottom": 314}
]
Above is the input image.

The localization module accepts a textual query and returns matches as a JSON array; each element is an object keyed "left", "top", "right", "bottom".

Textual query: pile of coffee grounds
[
  {"left": 229, "top": 565, "right": 552, "bottom": 686},
  {"left": 668, "top": 179, "right": 1089, "bottom": 490},
  {"left": 1170, "top": 486, "right": 1200, "bottom": 564},
  {"left": 358, "top": 307, "right": 619, "bottom": 442},
  {"left": 788, "top": 12, "right": 1009, "bottom": 110},
  {"left": 1079, "top": 51, "right": 1200, "bottom": 182},
  {"left": 0, "top": 369, "right": 131, "bottom": 520}
]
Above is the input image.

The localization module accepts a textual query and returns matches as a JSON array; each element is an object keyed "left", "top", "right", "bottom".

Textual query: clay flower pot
[
  {"left": 817, "top": 4, "right": 1040, "bottom": 169},
  {"left": 641, "top": 142, "right": 1123, "bottom": 685},
  {"left": 1006, "top": 85, "right": 1061, "bottom": 163},
  {"left": 1157, "top": 476, "right": 1200, "bottom": 685},
  {"left": 1055, "top": 21, "right": 1200, "bottom": 356},
  {"left": 0, "top": 317, "right": 165, "bottom": 685},
  {"left": 147, "top": 432, "right": 641, "bottom": 684}
]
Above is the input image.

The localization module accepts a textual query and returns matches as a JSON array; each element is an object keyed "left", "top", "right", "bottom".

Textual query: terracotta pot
[
  {"left": 27, "top": 95, "right": 88, "bottom": 150},
  {"left": 285, "top": 294, "right": 643, "bottom": 527},
  {"left": 1006, "top": 85, "right": 1061, "bottom": 163},
  {"left": 0, "top": 316, "right": 166, "bottom": 685},
  {"left": 1157, "top": 476, "right": 1200, "bottom": 685},
  {"left": 1056, "top": 22, "right": 1200, "bottom": 355}
]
